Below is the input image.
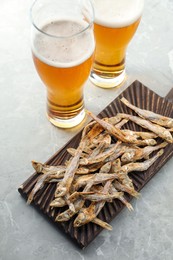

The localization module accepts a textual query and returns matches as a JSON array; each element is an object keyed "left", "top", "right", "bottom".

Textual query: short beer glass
[
  {"left": 90, "top": 0, "right": 144, "bottom": 88},
  {"left": 31, "top": 0, "right": 95, "bottom": 128}
]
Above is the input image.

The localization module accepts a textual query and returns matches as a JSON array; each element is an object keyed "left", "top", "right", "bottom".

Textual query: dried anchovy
[
  {"left": 55, "top": 135, "right": 87, "bottom": 197},
  {"left": 32, "top": 161, "right": 66, "bottom": 176},
  {"left": 82, "top": 173, "right": 119, "bottom": 191},
  {"left": 113, "top": 180, "right": 140, "bottom": 198},
  {"left": 121, "top": 142, "right": 167, "bottom": 162},
  {"left": 80, "top": 141, "right": 121, "bottom": 165},
  {"left": 27, "top": 173, "right": 51, "bottom": 204},
  {"left": 117, "top": 113, "right": 173, "bottom": 143},
  {"left": 72, "top": 174, "right": 95, "bottom": 191},
  {"left": 74, "top": 177, "right": 114, "bottom": 227},
  {"left": 86, "top": 110, "right": 137, "bottom": 143},
  {"left": 56, "top": 197, "right": 85, "bottom": 222},
  {"left": 122, "top": 130, "right": 157, "bottom": 140},
  {"left": 87, "top": 110, "right": 158, "bottom": 146},
  {"left": 121, "top": 97, "right": 173, "bottom": 128},
  {"left": 79, "top": 191, "right": 124, "bottom": 202},
  {"left": 115, "top": 170, "right": 135, "bottom": 190},
  {"left": 121, "top": 149, "right": 164, "bottom": 173},
  {"left": 55, "top": 191, "right": 95, "bottom": 222},
  {"left": 109, "top": 184, "right": 133, "bottom": 211}
]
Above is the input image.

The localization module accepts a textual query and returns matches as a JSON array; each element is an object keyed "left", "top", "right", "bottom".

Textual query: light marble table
[{"left": 0, "top": 0, "right": 173, "bottom": 259}]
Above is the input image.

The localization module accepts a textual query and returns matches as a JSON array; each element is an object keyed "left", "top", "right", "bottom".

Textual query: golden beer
[
  {"left": 31, "top": 0, "right": 95, "bottom": 128},
  {"left": 32, "top": 42, "right": 94, "bottom": 121},
  {"left": 90, "top": 0, "right": 144, "bottom": 88}
]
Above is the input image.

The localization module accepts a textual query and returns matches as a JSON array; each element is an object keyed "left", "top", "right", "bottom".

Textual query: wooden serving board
[{"left": 18, "top": 80, "right": 173, "bottom": 248}]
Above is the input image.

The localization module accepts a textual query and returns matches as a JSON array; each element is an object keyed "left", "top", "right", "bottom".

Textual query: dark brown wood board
[{"left": 18, "top": 80, "right": 173, "bottom": 248}]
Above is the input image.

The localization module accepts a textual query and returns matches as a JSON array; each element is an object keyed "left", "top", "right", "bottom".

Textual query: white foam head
[
  {"left": 93, "top": 0, "right": 144, "bottom": 28},
  {"left": 32, "top": 19, "right": 95, "bottom": 68}
]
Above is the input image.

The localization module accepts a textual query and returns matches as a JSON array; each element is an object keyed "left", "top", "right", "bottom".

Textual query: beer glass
[
  {"left": 30, "top": 0, "right": 95, "bottom": 128},
  {"left": 90, "top": 0, "right": 144, "bottom": 88}
]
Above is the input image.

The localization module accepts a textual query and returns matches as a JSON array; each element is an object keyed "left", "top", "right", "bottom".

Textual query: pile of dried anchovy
[{"left": 27, "top": 97, "right": 173, "bottom": 230}]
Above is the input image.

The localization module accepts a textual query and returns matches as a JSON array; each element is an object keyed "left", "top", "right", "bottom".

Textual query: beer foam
[
  {"left": 32, "top": 19, "right": 95, "bottom": 68},
  {"left": 93, "top": 0, "right": 144, "bottom": 28}
]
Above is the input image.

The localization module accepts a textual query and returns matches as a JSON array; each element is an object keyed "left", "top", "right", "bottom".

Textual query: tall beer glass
[
  {"left": 90, "top": 0, "right": 144, "bottom": 88},
  {"left": 30, "top": 0, "right": 95, "bottom": 128}
]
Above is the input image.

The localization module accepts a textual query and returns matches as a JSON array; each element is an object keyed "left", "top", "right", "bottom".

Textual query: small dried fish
[
  {"left": 122, "top": 130, "right": 157, "bottom": 140},
  {"left": 56, "top": 190, "right": 94, "bottom": 222},
  {"left": 116, "top": 171, "right": 135, "bottom": 190},
  {"left": 118, "top": 113, "right": 173, "bottom": 143},
  {"left": 32, "top": 161, "right": 66, "bottom": 176},
  {"left": 80, "top": 141, "right": 121, "bottom": 165},
  {"left": 55, "top": 201, "right": 112, "bottom": 230},
  {"left": 27, "top": 173, "right": 51, "bottom": 204},
  {"left": 72, "top": 174, "right": 95, "bottom": 191},
  {"left": 72, "top": 172, "right": 117, "bottom": 192},
  {"left": 113, "top": 180, "right": 139, "bottom": 198},
  {"left": 109, "top": 185, "right": 133, "bottom": 211},
  {"left": 56, "top": 198, "right": 85, "bottom": 222},
  {"left": 79, "top": 191, "right": 124, "bottom": 202},
  {"left": 55, "top": 135, "right": 87, "bottom": 197},
  {"left": 74, "top": 176, "right": 114, "bottom": 227},
  {"left": 121, "top": 97, "right": 173, "bottom": 128},
  {"left": 121, "top": 142, "right": 167, "bottom": 162},
  {"left": 73, "top": 203, "right": 97, "bottom": 227},
  {"left": 121, "top": 149, "right": 164, "bottom": 173},
  {"left": 83, "top": 173, "right": 119, "bottom": 191},
  {"left": 87, "top": 110, "right": 158, "bottom": 145},
  {"left": 86, "top": 110, "right": 136, "bottom": 143}
]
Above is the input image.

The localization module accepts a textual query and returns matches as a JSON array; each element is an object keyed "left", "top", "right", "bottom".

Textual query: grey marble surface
[{"left": 0, "top": 0, "right": 173, "bottom": 259}]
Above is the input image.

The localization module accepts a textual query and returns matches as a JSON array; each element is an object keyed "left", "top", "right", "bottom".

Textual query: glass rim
[{"left": 30, "top": 0, "right": 95, "bottom": 39}]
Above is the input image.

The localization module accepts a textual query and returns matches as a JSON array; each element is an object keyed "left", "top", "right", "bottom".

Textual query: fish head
[
  {"left": 73, "top": 212, "right": 87, "bottom": 227},
  {"left": 55, "top": 212, "right": 71, "bottom": 222},
  {"left": 32, "top": 161, "right": 43, "bottom": 172},
  {"left": 55, "top": 186, "right": 67, "bottom": 197}
]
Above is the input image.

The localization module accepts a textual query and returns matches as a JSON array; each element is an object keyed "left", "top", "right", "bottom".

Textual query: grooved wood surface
[{"left": 18, "top": 80, "right": 173, "bottom": 248}]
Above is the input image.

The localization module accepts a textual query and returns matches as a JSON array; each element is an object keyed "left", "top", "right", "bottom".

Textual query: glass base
[
  {"left": 90, "top": 70, "right": 126, "bottom": 89},
  {"left": 47, "top": 109, "right": 86, "bottom": 128}
]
